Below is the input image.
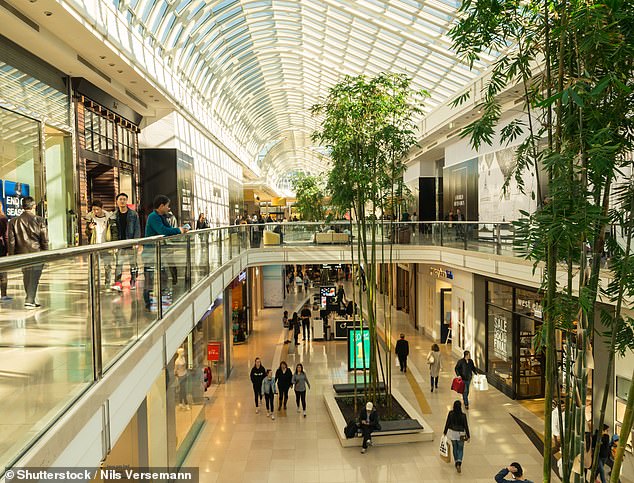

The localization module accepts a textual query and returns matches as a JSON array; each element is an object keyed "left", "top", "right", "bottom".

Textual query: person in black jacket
[
  {"left": 395, "top": 333, "right": 409, "bottom": 373},
  {"left": 359, "top": 402, "right": 380, "bottom": 454},
  {"left": 275, "top": 361, "right": 293, "bottom": 410},
  {"left": 494, "top": 463, "right": 534, "bottom": 482},
  {"left": 300, "top": 305, "right": 312, "bottom": 341},
  {"left": 443, "top": 400, "right": 470, "bottom": 473},
  {"left": 250, "top": 357, "right": 266, "bottom": 414},
  {"left": 292, "top": 312, "right": 301, "bottom": 345},
  {"left": 454, "top": 350, "right": 481, "bottom": 409}
]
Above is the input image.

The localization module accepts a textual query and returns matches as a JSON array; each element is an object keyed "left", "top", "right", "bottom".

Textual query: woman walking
[
  {"left": 427, "top": 343, "right": 442, "bottom": 392},
  {"left": 443, "top": 400, "right": 470, "bottom": 473},
  {"left": 276, "top": 361, "right": 293, "bottom": 410},
  {"left": 292, "top": 363, "right": 311, "bottom": 417},
  {"left": 261, "top": 369, "right": 277, "bottom": 419},
  {"left": 292, "top": 312, "right": 301, "bottom": 345},
  {"left": 250, "top": 357, "right": 266, "bottom": 414}
]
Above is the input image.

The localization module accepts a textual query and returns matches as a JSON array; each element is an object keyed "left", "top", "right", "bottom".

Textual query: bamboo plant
[
  {"left": 312, "top": 73, "right": 426, "bottom": 406},
  {"left": 450, "top": 0, "right": 634, "bottom": 480}
]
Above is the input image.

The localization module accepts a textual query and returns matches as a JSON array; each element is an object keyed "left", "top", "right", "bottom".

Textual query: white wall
[{"left": 140, "top": 112, "right": 242, "bottom": 226}]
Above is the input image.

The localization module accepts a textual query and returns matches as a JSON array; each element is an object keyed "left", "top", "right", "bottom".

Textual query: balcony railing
[{"left": 0, "top": 220, "right": 517, "bottom": 473}]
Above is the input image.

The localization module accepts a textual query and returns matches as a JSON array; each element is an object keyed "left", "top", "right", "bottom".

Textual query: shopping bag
[
  {"left": 451, "top": 377, "right": 465, "bottom": 394},
  {"left": 472, "top": 374, "right": 489, "bottom": 391},
  {"left": 439, "top": 435, "right": 451, "bottom": 463}
]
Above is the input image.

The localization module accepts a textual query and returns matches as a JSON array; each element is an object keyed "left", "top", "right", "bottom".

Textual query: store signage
[
  {"left": 493, "top": 314, "right": 508, "bottom": 360},
  {"left": 207, "top": 341, "right": 221, "bottom": 362},
  {"left": 3, "top": 181, "right": 30, "bottom": 219},
  {"left": 238, "top": 270, "right": 247, "bottom": 282},
  {"left": 517, "top": 297, "right": 543, "bottom": 318},
  {"left": 429, "top": 267, "right": 454, "bottom": 280},
  {"left": 348, "top": 328, "right": 370, "bottom": 371}
]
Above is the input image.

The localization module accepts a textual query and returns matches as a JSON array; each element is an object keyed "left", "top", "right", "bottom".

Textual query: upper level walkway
[{"left": 0, "top": 221, "right": 591, "bottom": 475}]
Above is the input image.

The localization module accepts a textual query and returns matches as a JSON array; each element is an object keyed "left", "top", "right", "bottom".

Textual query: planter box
[{"left": 324, "top": 387, "right": 434, "bottom": 447}]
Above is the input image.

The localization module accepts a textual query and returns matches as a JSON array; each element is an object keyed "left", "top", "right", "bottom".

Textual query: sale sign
[
  {"left": 207, "top": 341, "right": 221, "bottom": 362},
  {"left": 4, "top": 181, "right": 30, "bottom": 219}
]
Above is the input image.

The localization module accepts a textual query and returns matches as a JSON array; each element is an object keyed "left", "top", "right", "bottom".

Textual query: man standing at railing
[
  {"left": 109, "top": 193, "right": 141, "bottom": 292},
  {"left": 7, "top": 196, "right": 49, "bottom": 309},
  {"left": 143, "top": 195, "right": 189, "bottom": 311}
]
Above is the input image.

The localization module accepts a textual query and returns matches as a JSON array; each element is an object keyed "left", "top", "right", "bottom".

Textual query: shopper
[
  {"left": 196, "top": 213, "right": 209, "bottom": 230},
  {"left": 0, "top": 202, "right": 11, "bottom": 302},
  {"left": 443, "top": 400, "right": 470, "bottom": 473},
  {"left": 85, "top": 200, "right": 113, "bottom": 286},
  {"left": 276, "top": 361, "right": 293, "bottom": 410},
  {"left": 143, "top": 195, "right": 188, "bottom": 311},
  {"left": 250, "top": 357, "right": 266, "bottom": 414},
  {"left": 261, "top": 369, "right": 277, "bottom": 419},
  {"left": 427, "top": 343, "right": 442, "bottom": 392},
  {"left": 395, "top": 333, "right": 409, "bottom": 373},
  {"left": 292, "top": 363, "right": 310, "bottom": 417},
  {"left": 454, "top": 350, "right": 482, "bottom": 409},
  {"left": 109, "top": 193, "right": 141, "bottom": 291},
  {"left": 7, "top": 196, "right": 48, "bottom": 308},
  {"left": 300, "top": 304, "right": 312, "bottom": 341},
  {"left": 359, "top": 401, "right": 380, "bottom": 454},
  {"left": 292, "top": 312, "right": 301, "bottom": 345},
  {"left": 494, "top": 463, "right": 534, "bottom": 482},
  {"left": 596, "top": 423, "right": 612, "bottom": 483}
]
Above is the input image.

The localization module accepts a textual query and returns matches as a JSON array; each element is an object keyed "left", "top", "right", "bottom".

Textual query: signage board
[
  {"left": 4, "top": 181, "right": 30, "bottom": 219},
  {"left": 207, "top": 341, "right": 221, "bottom": 362},
  {"left": 320, "top": 285, "right": 336, "bottom": 308},
  {"left": 429, "top": 267, "right": 454, "bottom": 280},
  {"left": 348, "top": 328, "right": 371, "bottom": 371}
]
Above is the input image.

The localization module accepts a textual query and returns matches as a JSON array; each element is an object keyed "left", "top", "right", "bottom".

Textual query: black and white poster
[{"left": 442, "top": 158, "right": 478, "bottom": 220}]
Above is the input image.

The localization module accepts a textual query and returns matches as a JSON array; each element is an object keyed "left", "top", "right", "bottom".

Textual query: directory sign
[
  {"left": 4, "top": 181, "right": 30, "bottom": 219},
  {"left": 348, "top": 328, "right": 371, "bottom": 371}
]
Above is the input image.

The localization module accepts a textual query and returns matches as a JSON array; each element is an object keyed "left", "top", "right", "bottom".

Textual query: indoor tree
[
  {"left": 450, "top": 0, "right": 634, "bottom": 480},
  {"left": 312, "top": 72, "right": 426, "bottom": 407},
  {"left": 291, "top": 172, "right": 326, "bottom": 221}
]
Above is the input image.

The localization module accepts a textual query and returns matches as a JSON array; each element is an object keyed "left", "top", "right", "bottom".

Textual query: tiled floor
[{"left": 184, "top": 284, "right": 553, "bottom": 482}]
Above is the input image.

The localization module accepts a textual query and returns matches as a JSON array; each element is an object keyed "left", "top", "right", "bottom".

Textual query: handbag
[
  {"left": 473, "top": 374, "right": 489, "bottom": 391},
  {"left": 439, "top": 435, "right": 451, "bottom": 463},
  {"left": 428, "top": 354, "right": 435, "bottom": 365},
  {"left": 451, "top": 377, "right": 465, "bottom": 394}
]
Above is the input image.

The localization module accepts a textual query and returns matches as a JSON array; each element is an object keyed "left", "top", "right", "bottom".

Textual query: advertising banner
[
  {"left": 207, "top": 341, "right": 221, "bottom": 362},
  {"left": 348, "top": 328, "right": 370, "bottom": 371},
  {"left": 4, "top": 181, "right": 30, "bottom": 219},
  {"left": 442, "top": 158, "right": 478, "bottom": 220}
]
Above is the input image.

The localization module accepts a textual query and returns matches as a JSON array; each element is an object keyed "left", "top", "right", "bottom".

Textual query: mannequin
[{"left": 175, "top": 348, "right": 189, "bottom": 410}]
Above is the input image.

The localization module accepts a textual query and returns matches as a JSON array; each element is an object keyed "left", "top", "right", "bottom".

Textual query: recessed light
[
  {"left": 117, "top": 70, "right": 123, "bottom": 73},
  {"left": 108, "top": 63, "right": 115, "bottom": 67},
  {"left": 143, "top": 90, "right": 148, "bottom": 93},
  {"left": 154, "top": 99, "right": 159, "bottom": 103},
  {"left": 29, "top": 0, "right": 37, "bottom": 3},
  {"left": 130, "top": 80, "right": 137, "bottom": 84},
  {"left": 100, "top": 56, "right": 106, "bottom": 60},
  {"left": 43, "top": 10, "right": 52, "bottom": 16}
]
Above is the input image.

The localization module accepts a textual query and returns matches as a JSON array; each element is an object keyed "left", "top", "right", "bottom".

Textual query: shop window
[
  {"left": 488, "top": 305, "right": 513, "bottom": 390},
  {"left": 518, "top": 317, "right": 543, "bottom": 398},
  {"left": 488, "top": 281, "right": 513, "bottom": 309}
]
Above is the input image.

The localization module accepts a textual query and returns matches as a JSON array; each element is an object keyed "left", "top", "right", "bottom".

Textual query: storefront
[
  {"left": 0, "top": 35, "right": 75, "bottom": 248},
  {"left": 484, "top": 280, "right": 544, "bottom": 399},
  {"left": 417, "top": 264, "right": 474, "bottom": 357},
  {"left": 197, "top": 295, "right": 232, "bottom": 382},
  {"left": 231, "top": 270, "right": 250, "bottom": 344},
  {"left": 72, "top": 78, "right": 141, "bottom": 243}
]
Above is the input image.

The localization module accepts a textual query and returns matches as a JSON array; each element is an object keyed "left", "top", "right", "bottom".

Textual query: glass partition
[{"left": 0, "top": 256, "right": 94, "bottom": 471}]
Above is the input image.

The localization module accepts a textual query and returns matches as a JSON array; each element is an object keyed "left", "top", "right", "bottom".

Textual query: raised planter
[{"left": 324, "top": 387, "right": 434, "bottom": 447}]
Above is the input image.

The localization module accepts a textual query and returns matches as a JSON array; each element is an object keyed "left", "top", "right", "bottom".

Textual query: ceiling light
[
  {"left": 43, "top": 11, "right": 52, "bottom": 16},
  {"left": 99, "top": 56, "right": 106, "bottom": 60},
  {"left": 130, "top": 80, "right": 137, "bottom": 84},
  {"left": 108, "top": 63, "right": 115, "bottom": 67},
  {"left": 117, "top": 70, "right": 123, "bottom": 73}
]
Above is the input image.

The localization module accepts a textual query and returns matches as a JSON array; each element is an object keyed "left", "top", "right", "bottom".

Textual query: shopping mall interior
[{"left": 1, "top": 0, "right": 633, "bottom": 482}]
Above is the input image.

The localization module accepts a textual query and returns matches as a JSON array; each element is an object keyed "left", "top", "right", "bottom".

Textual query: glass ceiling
[{"left": 115, "top": 0, "right": 499, "bottom": 186}]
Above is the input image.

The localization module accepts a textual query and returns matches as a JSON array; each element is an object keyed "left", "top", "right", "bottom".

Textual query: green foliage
[
  {"left": 450, "top": 0, "right": 634, "bottom": 480},
  {"left": 291, "top": 173, "right": 326, "bottom": 222},
  {"left": 312, "top": 73, "right": 427, "bottom": 403}
]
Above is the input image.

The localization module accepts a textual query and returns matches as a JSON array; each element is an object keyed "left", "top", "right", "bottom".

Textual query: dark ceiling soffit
[{"left": 72, "top": 77, "right": 143, "bottom": 126}]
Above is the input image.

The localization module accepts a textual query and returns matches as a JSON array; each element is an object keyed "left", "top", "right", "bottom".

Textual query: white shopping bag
[
  {"left": 473, "top": 374, "right": 489, "bottom": 391},
  {"left": 439, "top": 435, "right": 451, "bottom": 463}
]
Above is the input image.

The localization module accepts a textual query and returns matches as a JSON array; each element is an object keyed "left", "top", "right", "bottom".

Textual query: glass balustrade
[{"left": 0, "top": 220, "right": 525, "bottom": 473}]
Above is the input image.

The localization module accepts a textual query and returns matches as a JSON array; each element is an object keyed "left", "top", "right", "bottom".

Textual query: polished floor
[{"left": 184, "top": 285, "right": 551, "bottom": 483}]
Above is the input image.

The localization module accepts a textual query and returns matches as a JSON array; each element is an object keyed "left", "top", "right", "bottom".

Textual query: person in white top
[
  {"left": 175, "top": 348, "right": 189, "bottom": 410},
  {"left": 85, "top": 200, "right": 113, "bottom": 286}
]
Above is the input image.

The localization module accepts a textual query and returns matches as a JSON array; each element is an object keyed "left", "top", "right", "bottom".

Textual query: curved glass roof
[{"left": 115, "top": 0, "right": 498, "bottom": 185}]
